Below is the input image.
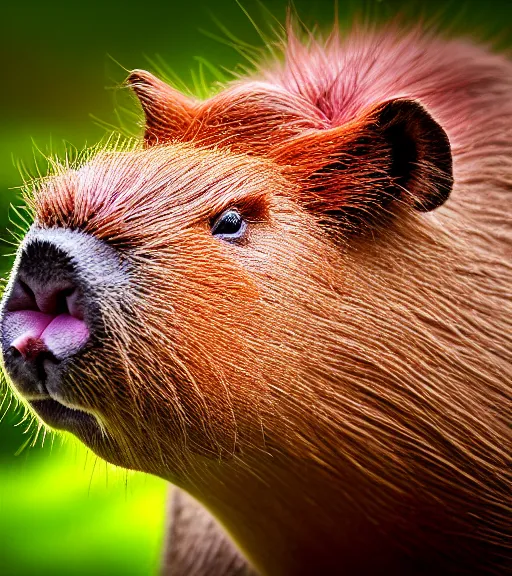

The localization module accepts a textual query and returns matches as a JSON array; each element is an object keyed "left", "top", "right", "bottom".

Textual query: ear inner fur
[
  {"left": 375, "top": 99, "right": 453, "bottom": 211},
  {"left": 270, "top": 98, "right": 453, "bottom": 223}
]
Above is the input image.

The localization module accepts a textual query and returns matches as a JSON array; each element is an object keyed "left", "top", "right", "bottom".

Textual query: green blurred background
[{"left": 0, "top": 1, "right": 510, "bottom": 574}]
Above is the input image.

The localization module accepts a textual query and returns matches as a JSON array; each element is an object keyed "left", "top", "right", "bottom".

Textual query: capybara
[{"left": 0, "top": 21, "right": 510, "bottom": 576}]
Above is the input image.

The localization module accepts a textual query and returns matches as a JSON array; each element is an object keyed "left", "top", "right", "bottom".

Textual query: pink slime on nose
[
  {"left": 9, "top": 310, "right": 89, "bottom": 360},
  {"left": 41, "top": 314, "right": 89, "bottom": 359}
]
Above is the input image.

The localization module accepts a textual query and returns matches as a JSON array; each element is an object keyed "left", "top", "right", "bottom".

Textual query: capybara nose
[
  {"left": 2, "top": 237, "right": 90, "bottom": 363},
  {"left": 0, "top": 226, "right": 104, "bottom": 401},
  {"left": 0, "top": 227, "right": 129, "bottom": 400},
  {"left": 0, "top": 226, "right": 128, "bottom": 425},
  {"left": 0, "top": 227, "right": 105, "bottom": 399},
  {"left": 6, "top": 277, "right": 88, "bottom": 361}
]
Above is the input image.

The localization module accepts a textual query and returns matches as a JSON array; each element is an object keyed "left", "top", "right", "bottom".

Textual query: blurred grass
[
  {"left": 0, "top": 0, "right": 510, "bottom": 574},
  {"left": 0, "top": 436, "right": 166, "bottom": 575}
]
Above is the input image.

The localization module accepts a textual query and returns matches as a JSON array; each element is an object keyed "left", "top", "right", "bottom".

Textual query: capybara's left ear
[
  {"left": 271, "top": 98, "right": 453, "bottom": 219},
  {"left": 127, "top": 70, "right": 196, "bottom": 146}
]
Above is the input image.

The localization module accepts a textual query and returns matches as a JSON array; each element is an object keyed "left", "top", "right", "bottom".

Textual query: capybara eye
[{"left": 211, "top": 209, "right": 247, "bottom": 241}]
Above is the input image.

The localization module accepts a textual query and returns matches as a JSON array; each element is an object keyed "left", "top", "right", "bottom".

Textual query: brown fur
[
  {"left": 9, "top": 24, "right": 512, "bottom": 575},
  {"left": 164, "top": 488, "right": 255, "bottom": 576}
]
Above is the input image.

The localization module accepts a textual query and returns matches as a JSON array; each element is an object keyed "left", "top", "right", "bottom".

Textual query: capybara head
[
  {"left": 0, "top": 71, "right": 452, "bottom": 468},
  {"left": 0, "top": 25, "right": 510, "bottom": 574}
]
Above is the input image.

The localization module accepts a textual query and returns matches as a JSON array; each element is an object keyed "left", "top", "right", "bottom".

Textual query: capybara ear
[
  {"left": 271, "top": 98, "right": 453, "bottom": 220},
  {"left": 126, "top": 69, "right": 195, "bottom": 145}
]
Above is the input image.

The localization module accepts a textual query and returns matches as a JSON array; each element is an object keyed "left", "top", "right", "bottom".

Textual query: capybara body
[{"left": 0, "top": 23, "right": 510, "bottom": 576}]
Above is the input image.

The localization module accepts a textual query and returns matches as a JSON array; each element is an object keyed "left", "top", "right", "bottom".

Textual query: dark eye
[{"left": 211, "top": 209, "right": 247, "bottom": 241}]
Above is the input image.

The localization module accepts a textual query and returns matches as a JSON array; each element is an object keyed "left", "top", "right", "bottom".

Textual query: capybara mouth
[
  {"left": 4, "top": 346, "right": 101, "bottom": 434},
  {"left": 29, "top": 397, "right": 100, "bottom": 434},
  {"left": 2, "top": 310, "right": 90, "bottom": 404}
]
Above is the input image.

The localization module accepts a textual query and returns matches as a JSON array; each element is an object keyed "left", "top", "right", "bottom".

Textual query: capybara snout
[{"left": 0, "top": 226, "right": 128, "bottom": 434}]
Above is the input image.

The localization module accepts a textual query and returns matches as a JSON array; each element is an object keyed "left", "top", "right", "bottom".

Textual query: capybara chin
[{"left": 0, "top": 21, "right": 510, "bottom": 576}]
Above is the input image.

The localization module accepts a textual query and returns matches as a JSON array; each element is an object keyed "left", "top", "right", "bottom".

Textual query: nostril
[
  {"left": 6, "top": 277, "right": 79, "bottom": 317},
  {"left": 19, "top": 279, "right": 36, "bottom": 304},
  {"left": 54, "top": 287, "right": 74, "bottom": 316},
  {"left": 65, "top": 288, "right": 83, "bottom": 321},
  {"left": 33, "top": 282, "right": 75, "bottom": 316},
  {"left": 6, "top": 279, "right": 38, "bottom": 312}
]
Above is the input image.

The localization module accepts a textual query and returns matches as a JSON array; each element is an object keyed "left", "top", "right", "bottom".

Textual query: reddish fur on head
[{"left": 23, "top": 23, "right": 512, "bottom": 575}]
